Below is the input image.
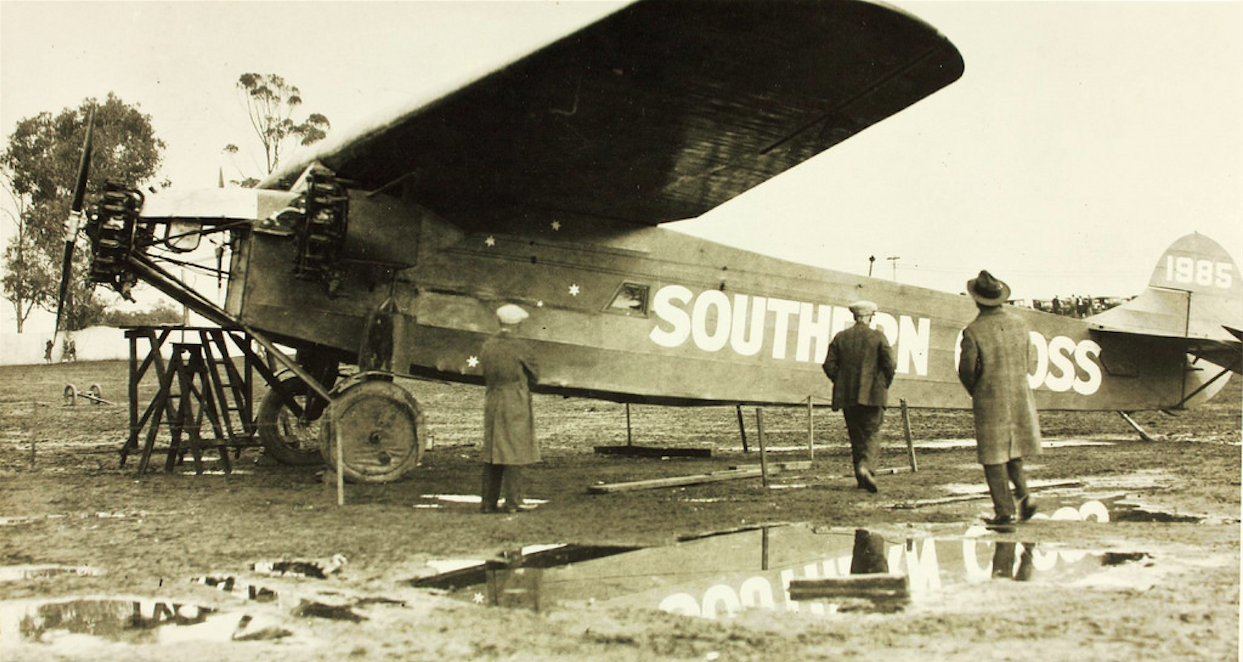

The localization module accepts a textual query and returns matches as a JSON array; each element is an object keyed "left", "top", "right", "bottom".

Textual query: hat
[
  {"left": 848, "top": 300, "right": 878, "bottom": 317},
  {"left": 496, "top": 304, "right": 529, "bottom": 325},
  {"left": 967, "top": 270, "right": 1011, "bottom": 307}
]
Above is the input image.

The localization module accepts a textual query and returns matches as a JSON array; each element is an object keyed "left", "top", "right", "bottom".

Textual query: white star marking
[
  {"left": 568, "top": 284, "right": 581, "bottom": 296},
  {"left": 484, "top": 236, "right": 496, "bottom": 247},
  {"left": 467, "top": 356, "right": 479, "bottom": 368},
  {"left": 536, "top": 301, "right": 544, "bottom": 307},
  {"left": 551, "top": 220, "right": 561, "bottom": 231},
  {"left": 473, "top": 592, "right": 485, "bottom": 604}
]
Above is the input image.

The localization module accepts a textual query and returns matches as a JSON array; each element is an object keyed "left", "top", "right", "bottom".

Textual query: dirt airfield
[{"left": 0, "top": 359, "right": 1238, "bottom": 662}]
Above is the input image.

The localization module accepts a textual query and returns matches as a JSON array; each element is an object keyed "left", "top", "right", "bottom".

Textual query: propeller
[{"left": 52, "top": 106, "right": 95, "bottom": 346}]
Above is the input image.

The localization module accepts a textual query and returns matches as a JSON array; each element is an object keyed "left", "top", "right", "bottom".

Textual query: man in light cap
[
  {"left": 479, "top": 304, "right": 540, "bottom": 513},
  {"left": 958, "top": 270, "right": 1042, "bottom": 526},
  {"left": 823, "top": 300, "right": 896, "bottom": 493}
]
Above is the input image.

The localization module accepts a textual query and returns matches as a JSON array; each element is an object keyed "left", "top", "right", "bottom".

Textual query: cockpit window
[{"left": 607, "top": 282, "right": 649, "bottom": 316}]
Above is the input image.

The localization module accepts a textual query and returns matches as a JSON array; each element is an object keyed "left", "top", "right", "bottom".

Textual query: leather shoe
[
  {"left": 1017, "top": 495, "right": 1038, "bottom": 522},
  {"left": 983, "top": 514, "right": 1016, "bottom": 527},
  {"left": 859, "top": 470, "right": 879, "bottom": 494}
]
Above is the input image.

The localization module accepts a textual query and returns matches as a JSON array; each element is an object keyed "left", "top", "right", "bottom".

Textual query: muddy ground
[{"left": 0, "top": 359, "right": 1238, "bottom": 662}]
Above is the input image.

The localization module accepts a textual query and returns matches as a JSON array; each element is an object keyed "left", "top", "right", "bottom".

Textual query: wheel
[
  {"left": 255, "top": 375, "right": 328, "bottom": 466},
  {"left": 320, "top": 376, "right": 425, "bottom": 483},
  {"left": 63, "top": 384, "right": 77, "bottom": 407},
  {"left": 87, "top": 384, "right": 103, "bottom": 405}
]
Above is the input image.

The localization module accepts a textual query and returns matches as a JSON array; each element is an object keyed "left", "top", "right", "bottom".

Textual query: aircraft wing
[{"left": 260, "top": 0, "right": 964, "bottom": 231}]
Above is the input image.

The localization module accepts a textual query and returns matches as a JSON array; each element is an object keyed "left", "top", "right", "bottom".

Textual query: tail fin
[
  {"left": 1091, "top": 233, "right": 1243, "bottom": 343},
  {"left": 1090, "top": 234, "right": 1242, "bottom": 391},
  {"left": 1147, "top": 233, "right": 1243, "bottom": 306}
]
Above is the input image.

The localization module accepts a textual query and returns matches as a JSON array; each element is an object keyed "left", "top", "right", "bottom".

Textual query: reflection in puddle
[
  {"left": 0, "top": 598, "right": 228, "bottom": 645},
  {"left": 415, "top": 525, "right": 1158, "bottom": 620},
  {"left": 1030, "top": 496, "right": 1206, "bottom": 524},
  {"left": 193, "top": 575, "right": 278, "bottom": 602}
]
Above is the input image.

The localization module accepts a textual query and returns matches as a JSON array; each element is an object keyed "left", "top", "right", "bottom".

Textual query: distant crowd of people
[{"left": 1024, "top": 295, "right": 1129, "bottom": 318}]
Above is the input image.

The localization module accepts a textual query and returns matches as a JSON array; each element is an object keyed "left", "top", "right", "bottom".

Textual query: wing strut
[{"left": 1172, "top": 364, "right": 1234, "bottom": 411}]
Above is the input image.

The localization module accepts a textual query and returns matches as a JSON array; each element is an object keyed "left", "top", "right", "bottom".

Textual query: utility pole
[{"left": 886, "top": 256, "right": 900, "bottom": 281}]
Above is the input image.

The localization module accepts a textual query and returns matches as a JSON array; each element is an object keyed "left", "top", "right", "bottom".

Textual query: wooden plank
[
  {"left": 729, "top": 461, "right": 812, "bottom": 472},
  {"left": 892, "top": 479, "right": 1083, "bottom": 509},
  {"left": 593, "top": 445, "right": 712, "bottom": 458},
  {"left": 588, "top": 466, "right": 780, "bottom": 494}
]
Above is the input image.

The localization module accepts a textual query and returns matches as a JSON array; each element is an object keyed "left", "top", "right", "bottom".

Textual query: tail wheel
[
  {"left": 320, "top": 374, "right": 424, "bottom": 483},
  {"left": 256, "top": 375, "right": 328, "bottom": 466}
]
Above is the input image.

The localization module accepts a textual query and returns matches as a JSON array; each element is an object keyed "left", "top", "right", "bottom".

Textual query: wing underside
[
  {"left": 1090, "top": 289, "right": 1243, "bottom": 374},
  {"left": 262, "top": 0, "right": 964, "bottom": 232}
]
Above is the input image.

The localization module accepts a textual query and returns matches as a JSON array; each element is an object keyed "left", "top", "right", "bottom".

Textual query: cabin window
[{"left": 607, "top": 282, "right": 650, "bottom": 316}]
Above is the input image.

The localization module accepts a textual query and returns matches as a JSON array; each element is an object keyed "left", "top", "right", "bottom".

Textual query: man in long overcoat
[
  {"left": 480, "top": 304, "right": 540, "bottom": 513},
  {"left": 823, "top": 300, "right": 897, "bottom": 493},
  {"left": 957, "top": 270, "right": 1042, "bottom": 525}
]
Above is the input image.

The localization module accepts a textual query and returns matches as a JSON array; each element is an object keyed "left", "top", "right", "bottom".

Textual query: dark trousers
[
  {"left": 481, "top": 463, "right": 524, "bottom": 512},
  {"left": 983, "top": 459, "right": 1030, "bottom": 518},
  {"left": 842, "top": 405, "right": 884, "bottom": 485}
]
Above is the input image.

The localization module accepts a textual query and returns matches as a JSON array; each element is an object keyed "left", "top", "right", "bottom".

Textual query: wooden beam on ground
[
  {"left": 730, "top": 461, "right": 812, "bottom": 472},
  {"left": 588, "top": 465, "right": 793, "bottom": 494},
  {"left": 593, "top": 445, "right": 712, "bottom": 458},
  {"left": 892, "top": 479, "right": 1083, "bottom": 509}
]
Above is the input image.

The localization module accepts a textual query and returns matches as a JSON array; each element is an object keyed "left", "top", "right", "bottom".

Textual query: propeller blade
[{"left": 52, "top": 106, "right": 95, "bottom": 337}]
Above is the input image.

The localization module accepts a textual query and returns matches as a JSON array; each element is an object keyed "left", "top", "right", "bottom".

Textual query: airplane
[{"left": 59, "top": 0, "right": 1240, "bottom": 483}]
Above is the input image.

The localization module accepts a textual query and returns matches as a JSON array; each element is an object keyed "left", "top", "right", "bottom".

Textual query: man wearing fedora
[
  {"left": 480, "top": 303, "right": 541, "bottom": 513},
  {"left": 958, "top": 271, "right": 1042, "bottom": 526},
  {"left": 823, "top": 300, "right": 897, "bottom": 493}
]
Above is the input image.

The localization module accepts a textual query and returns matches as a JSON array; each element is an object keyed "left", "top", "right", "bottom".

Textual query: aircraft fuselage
[{"left": 221, "top": 189, "right": 1208, "bottom": 412}]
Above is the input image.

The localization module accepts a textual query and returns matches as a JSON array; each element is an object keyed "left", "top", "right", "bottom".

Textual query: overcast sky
[{"left": 1, "top": 1, "right": 1240, "bottom": 335}]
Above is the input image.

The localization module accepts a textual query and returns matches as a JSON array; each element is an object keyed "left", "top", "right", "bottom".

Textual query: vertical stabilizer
[
  {"left": 1090, "top": 233, "right": 1243, "bottom": 342},
  {"left": 1148, "top": 233, "right": 1243, "bottom": 302}
]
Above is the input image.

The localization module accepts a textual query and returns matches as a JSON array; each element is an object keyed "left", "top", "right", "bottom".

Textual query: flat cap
[{"left": 848, "top": 300, "right": 878, "bottom": 316}]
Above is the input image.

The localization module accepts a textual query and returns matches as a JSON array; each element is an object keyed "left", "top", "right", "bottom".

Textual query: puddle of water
[
  {"left": 0, "top": 565, "right": 102, "bottom": 582},
  {"left": 0, "top": 597, "right": 233, "bottom": 645},
  {"left": 414, "top": 524, "right": 1160, "bottom": 620},
  {"left": 413, "top": 544, "right": 639, "bottom": 592},
  {"left": 1024, "top": 495, "right": 1206, "bottom": 524},
  {"left": 903, "top": 491, "right": 1209, "bottom": 525},
  {"left": 414, "top": 494, "right": 549, "bottom": 510}
]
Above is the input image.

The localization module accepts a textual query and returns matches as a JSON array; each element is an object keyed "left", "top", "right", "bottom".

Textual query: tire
[
  {"left": 255, "top": 375, "right": 327, "bottom": 466},
  {"left": 321, "top": 376, "right": 424, "bottom": 483}
]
